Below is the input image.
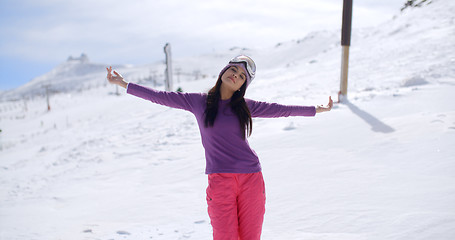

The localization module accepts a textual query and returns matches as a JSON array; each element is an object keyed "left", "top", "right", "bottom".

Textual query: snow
[{"left": 1, "top": 0, "right": 455, "bottom": 239}]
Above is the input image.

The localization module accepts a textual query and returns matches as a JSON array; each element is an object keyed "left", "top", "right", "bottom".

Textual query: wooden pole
[
  {"left": 340, "top": 46, "right": 350, "bottom": 97},
  {"left": 339, "top": 0, "right": 353, "bottom": 102},
  {"left": 164, "top": 43, "right": 173, "bottom": 91},
  {"left": 44, "top": 84, "right": 51, "bottom": 111}
]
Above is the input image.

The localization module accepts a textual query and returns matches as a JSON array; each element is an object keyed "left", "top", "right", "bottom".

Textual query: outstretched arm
[
  {"left": 315, "top": 96, "right": 333, "bottom": 114},
  {"left": 106, "top": 66, "right": 204, "bottom": 113},
  {"left": 106, "top": 66, "right": 128, "bottom": 88},
  {"left": 247, "top": 96, "right": 332, "bottom": 118}
]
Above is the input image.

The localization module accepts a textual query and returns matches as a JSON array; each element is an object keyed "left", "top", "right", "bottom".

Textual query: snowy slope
[{"left": 1, "top": 0, "right": 455, "bottom": 239}]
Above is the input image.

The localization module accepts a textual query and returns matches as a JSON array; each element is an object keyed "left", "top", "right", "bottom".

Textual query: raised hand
[
  {"left": 316, "top": 96, "right": 333, "bottom": 113},
  {"left": 106, "top": 66, "right": 128, "bottom": 88}
]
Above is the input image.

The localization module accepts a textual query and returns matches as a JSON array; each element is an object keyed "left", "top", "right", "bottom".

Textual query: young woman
[{"left": 106, "top": 55, "right": 332, "bottom": 240}]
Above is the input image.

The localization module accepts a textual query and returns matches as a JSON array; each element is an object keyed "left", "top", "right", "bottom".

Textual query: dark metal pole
[
  {"left": 339, "top": 0, "right": 353, "bottom": 101},
  {"left": 341, "top": 0, "right": 353, "bottom": 46}
]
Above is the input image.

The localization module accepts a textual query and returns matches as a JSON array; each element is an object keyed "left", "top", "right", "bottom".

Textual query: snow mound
[{"left": 401, "top": 75, "right": 429, "bottom": 87}]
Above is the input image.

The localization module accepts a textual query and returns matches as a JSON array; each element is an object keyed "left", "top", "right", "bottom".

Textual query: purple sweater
[{"left": 127, "top": 83, "right": 316, "bottom": 174}]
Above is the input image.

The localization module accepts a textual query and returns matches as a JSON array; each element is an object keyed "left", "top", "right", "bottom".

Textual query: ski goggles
[{"left": 229, "top": 55, "right": 256, "bottom": 80}]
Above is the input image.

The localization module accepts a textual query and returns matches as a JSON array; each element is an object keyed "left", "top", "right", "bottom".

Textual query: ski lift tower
[{"left": 339, "top": 0, "right": 353, "bottom": 102}]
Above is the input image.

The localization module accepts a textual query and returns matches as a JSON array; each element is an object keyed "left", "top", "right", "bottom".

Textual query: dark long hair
[{"left": 204, "top": 75, "right": 253, "bottom": 139}]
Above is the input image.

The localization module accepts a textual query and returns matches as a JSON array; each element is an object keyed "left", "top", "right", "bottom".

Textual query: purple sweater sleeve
[
  {"left": 126, "top": 83, "right": 203, "bottom": 112},
  {"left": 246, "top": 99, "right": 316, "bottom": 118}
]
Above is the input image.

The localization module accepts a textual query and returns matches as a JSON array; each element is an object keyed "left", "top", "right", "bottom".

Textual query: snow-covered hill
[
  {"left": 0, "top": 56, "right": 146, "bottom": 101},
  {"left": 1, "top": 0, "right": 454, "bottom": 239}
]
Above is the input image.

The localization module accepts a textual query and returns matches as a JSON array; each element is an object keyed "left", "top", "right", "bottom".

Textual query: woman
[{"left": 106, "top": 55, "right": 332, "bottom": 240}]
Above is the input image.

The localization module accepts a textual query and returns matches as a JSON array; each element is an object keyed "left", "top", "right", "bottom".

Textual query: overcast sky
[{"left": 0, "top": 0, "right": 405, "bottom": 91}]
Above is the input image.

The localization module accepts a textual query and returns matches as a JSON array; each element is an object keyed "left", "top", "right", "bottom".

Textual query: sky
[{"left": 0, "top": 0, "right": 405, "bottom": 91}]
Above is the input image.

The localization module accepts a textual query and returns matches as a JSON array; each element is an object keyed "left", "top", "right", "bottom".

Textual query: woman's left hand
[{"left": 316, "top": 96, "right": 333, "bottom": 113}]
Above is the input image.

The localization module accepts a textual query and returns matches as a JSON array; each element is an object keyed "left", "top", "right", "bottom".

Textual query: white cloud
[{"left": 0, "top": 0, "right": 402, "bottom": 65}]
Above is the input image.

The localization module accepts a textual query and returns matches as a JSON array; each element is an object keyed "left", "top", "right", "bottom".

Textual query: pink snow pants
[{"left": 206, "top": 172, "right": 266, "bottom": 240}]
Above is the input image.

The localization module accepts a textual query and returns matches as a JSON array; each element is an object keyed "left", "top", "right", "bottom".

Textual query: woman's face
[{"left": 221, "top": 66, "right": 247, "bottom": 92}]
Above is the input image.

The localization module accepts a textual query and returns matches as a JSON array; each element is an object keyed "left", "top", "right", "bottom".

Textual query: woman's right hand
[{"left": 106, "top": 66, "right": 128, "bottom": 88}]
